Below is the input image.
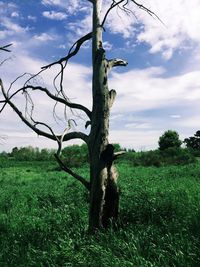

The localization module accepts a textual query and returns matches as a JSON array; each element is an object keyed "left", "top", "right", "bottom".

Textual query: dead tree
[{"left": 0, "top": 1, "right": 158, "bottom": 231}]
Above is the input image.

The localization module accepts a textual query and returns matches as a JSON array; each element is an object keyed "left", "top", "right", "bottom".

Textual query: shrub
[
  {"left": 136, "top": 150, "right": 161, "bottom": 167},
  {"left": 187, "top": 148, "right": 200, "bottom": 157},
  {"left": 119, "top": 148, "right": 196, "bottom": 167},
  {"left": 61, "top": 144, "right": 89, "bottom": 168},
  {"left": 158, "top": 130, "right": 182, "bottom": 151},
  {"left": 184, "top": 131, "right": 200, "bottom": 153},
  {"left": 160, "top": 147, "right": 196, "bottom": 165}
]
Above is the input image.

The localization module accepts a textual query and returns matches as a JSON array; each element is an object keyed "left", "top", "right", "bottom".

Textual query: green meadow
[{"left": 0, "top": 157, "right": 200, "bottom": 266}]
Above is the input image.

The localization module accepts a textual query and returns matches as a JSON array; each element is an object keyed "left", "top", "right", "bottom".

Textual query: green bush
[
  {"left": 136, "top": 150, "right": 161, "bottom": 167},
  {"left": 184, "top": 130, "right": 200, "bottom": 150},
  {"left": 119, "top": 148, "right": 196, "bottom": 167},
  {"left": 61, "top": 144, "right": 89, "bottom": 167},
  {"left": 187, "top": 148, "right": 200, "bottom": 157},
  {"left": 160, "top": 147, "right": 196, "bottom": 165},
  {"left": 158, "top": 130, "right": 182, "bottom": 150}
]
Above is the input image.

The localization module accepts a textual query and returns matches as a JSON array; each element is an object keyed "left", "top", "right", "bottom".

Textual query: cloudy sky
[{"left": 0, "top": 0, "right": 200, "bottom": 152}]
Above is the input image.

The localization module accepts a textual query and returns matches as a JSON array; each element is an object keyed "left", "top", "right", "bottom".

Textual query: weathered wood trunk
[
  {"left": 88, "top": 144, "right": 119, "bottom": 229},
  {"left": 88, "top": 0, "right": 120, "bottom": 230}
]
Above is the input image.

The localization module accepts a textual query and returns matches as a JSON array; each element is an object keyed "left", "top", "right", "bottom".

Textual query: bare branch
[
  {"left": 54, "top": 154, "right": 90, "bottom": 190},
  {"left": 85, "top": 120, "right": 91, "bottom": 129},
  {"left": 101, "top": 0, "right": 164, "bottom": 28},
  {"left": 1, "top": 82, "right": 91, "bottom": 129},
  {"left": 114, "top": 151, "right": 126, "bottom": 159},
  {"left": 107, "top": 58, "right": 128, "bottom": 70},
  {"left": 0, "top": 79, "right": 88, "bottom": 144},
  {"left": 101, "top": 0, "right": 125, "bottom": 27},
  {"left": 0, "top": 44, "right": 13, "bottom": 70},
  {"left": 0, "top": 44, "right": 12, "bottom": 52},
  {"left": 62, "top": 131, "right": 88, "bottom": 143},
  {"left": 37, "top": 33, "right": 93, "bottom": 105},
  {"left": 1, "top": 80, "right": 55, "bottom": 140},
  {"left": 31, "top": 118, "right": 60, "bottom": 147},
  {"left": 56, "top": 119, "right": 77, "bottom": 156},
  {"left": 0, "top": 57, "right": 12, "bottom": 67},
  {"left": 41, "top": 32, "right": 92, "bottom": 70},
  {"left": 22, "top": 85, "right": 91, "bottom": 119},
  {"left": 0, "top": 135, "right": 6, "bottom": 144},
  {"left": 23, "top": 69, "right": 46, "bottom": 87},
  {"left": 131, "top": 0, "right": 165, "bottom": 25}
]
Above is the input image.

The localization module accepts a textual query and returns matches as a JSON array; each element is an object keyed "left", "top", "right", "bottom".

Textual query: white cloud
[
  {"left": 40, "top": 0, "right": 92, "bottom": 40},
  {"left": 67, "top": 11, "right": 92, "bottom": 39},
  {"left": 0, "top": 1, "right": 17, "bottom": 15},
  {"left": 41, "top": 0, "right": 60, "bottom": 5},
  {"left": 103, "top": 41, "right": 113, "bottom": 51},
  {"left": 110, "top": 129, "right": 163, "bottom": 150},
  {"left": 58, "top": 44, "right": 67, "bottom": 49},
  {"left": 170, "top": 115, "right": 181, "bottom": 119},
  {"left": 105, "top": 10, "right": 136, "bottom": 39},
  {"left": 1, "top": 18, "right": 29, "bottom": 35},
  {"left": 177, "top": 116, "right": 200, "bottom": 129},
  {"left": 40, "top": 0, "right": 199, "bottom": 62},
  {"left": 34, "top": 32, "right": 56, "bottom": 42},
  {"left": 0, "top": 3, "right": 29, "bottom": 40},
  {"left": 109, "top": 67, "right": 200, "bottom": 113},
  {"left": 125, "top": 122, "right": 152, "bottom": 129},
  {"left": 27, "top": 15, "right": 37, "bottom": 22},
  {"left": 90, "top": 0, "right": 200, "bottom": 59},
  {"left": 2, "top": 51, "right": 200, "bottom": 151},
  {"left": 41, "top": 0, "right": 90, "bottom": 15},
  {"left": 11, "top": 11, "right": 19, "bottom": 18},
  {"left": 42, "top": 10, "right": 67, "bottom": 20},
  {"left": 135, "top": 0, "right": 200, "bottom": 58}
]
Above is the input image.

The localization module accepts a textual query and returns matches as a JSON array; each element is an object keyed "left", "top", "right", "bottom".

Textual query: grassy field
[{"left": 0, "top": 159, "right": 200, "bottom": 266}]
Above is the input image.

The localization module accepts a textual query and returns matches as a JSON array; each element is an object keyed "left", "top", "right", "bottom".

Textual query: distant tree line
[
  {"left": 120, "top": 130, "right": 199, "bottom": 167},
  {"left": 158, "top": 129, "right": 200, "bottom": 151},
  {"left": 0, "top": 144, "right": 123, "bottom": 166},
  {"left": 0, "top": 146, "right": 56, "bottom": 161},
  {"left": 0, "top": 131, "right": 199, "bottom": 166}
]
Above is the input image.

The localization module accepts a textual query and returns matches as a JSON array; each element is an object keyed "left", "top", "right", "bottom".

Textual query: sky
[{"left": 0, "top": 0, "right": 200, "bottom": 152}]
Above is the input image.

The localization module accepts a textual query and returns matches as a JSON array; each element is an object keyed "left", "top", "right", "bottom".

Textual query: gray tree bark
[{"left": 88, "top": 0, "right": 126, "bottom": 230}]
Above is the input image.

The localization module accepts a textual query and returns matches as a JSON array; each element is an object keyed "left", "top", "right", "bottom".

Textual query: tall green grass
[{"left": 0, "top": 160, "right": 199, "bottom": 266}]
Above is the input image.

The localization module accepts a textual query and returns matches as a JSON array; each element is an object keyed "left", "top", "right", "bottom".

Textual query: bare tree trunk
[
  {"left": 88, "top": 0, "right": 120, "bottom": 230},
  {"left": 89, "top": 145, "right": 119, "bottom": 230}
]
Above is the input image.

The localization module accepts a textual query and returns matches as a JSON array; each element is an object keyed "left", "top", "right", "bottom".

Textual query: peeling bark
[{"left": 88, "top": 1, "right": 126, "bottom": 230}]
